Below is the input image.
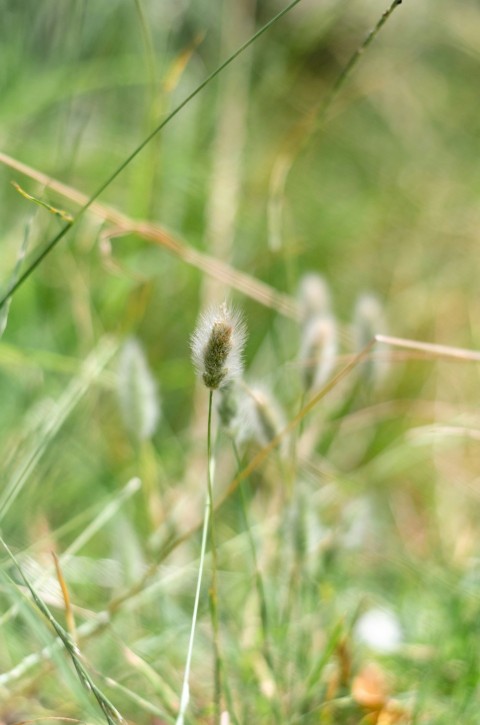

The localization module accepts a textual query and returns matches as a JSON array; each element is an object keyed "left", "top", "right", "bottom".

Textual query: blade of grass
[
  {"left": 374, "top": 334, "right": 480, "bottom": 362},
  {"left": 52, "top": 551, "right": 77, "bottom": 642},
  {"left": 12, "top": 181, "right": 74, "bottom": 222}
]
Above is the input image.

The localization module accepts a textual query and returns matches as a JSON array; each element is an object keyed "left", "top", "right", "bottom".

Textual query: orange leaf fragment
[{"left": 352, "top": 663, "right": 389, "bottom": 710}]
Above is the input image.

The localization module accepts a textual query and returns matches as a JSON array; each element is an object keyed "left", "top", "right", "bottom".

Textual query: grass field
[{"left": 1, "top": 1, "right": 480, "bottom": 723}]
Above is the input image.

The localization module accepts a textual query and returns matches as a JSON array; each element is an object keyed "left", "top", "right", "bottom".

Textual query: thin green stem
[
  {"left": 0, "top": 0, "right": 302, "bottom": 310},
  {"left": 176, "top": 440, "right": 213, "bottom": 725},
  {"left": 176, "top": 390, "right": 222, "bottom": 725},
  {"left": 319, "top": 0, "right": 404, "bottom": 126},
  {"left": 207, "top": 390, "right": 222, "bottom": 723}
]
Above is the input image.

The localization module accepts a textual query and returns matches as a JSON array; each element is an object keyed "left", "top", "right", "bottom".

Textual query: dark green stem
[{"left": 319, "top": 0, "right": 404, "bottom": 126}]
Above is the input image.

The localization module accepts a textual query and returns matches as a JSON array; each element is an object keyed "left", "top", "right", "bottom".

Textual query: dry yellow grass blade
[
  {"left": 12, "top": 181, "right": 74, "bottom": 222},
  {"left": 0, "top": 151, "right": 298, "bottom": 319},
  {"left": 52, "top": 551, "right": 77, "bottom": 643},
  {"left": 375, "top": 334, "right": 480, "bottom": 362},
  {"left": 163, "top": 32, "right": 205, "bottom": 93}
]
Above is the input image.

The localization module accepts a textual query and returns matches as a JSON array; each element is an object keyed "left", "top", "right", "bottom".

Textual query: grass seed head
[
  {"left": 300, "top": 314, "right": 338, "bottom": 393},
  {"left": 191, "top": 302, "right": 247, "bottom": 390},
  {"left": 239, "top": 383, "right": 287, "bottom": 452},
  {"left": 354, "top": 293, "right": 385, "bottom": 349},
  {"left": 353, "top": 292, "right": 388, "bottom": 387},
  {"left": 217, "top": 380, "right": 240, "bottom": 432},
  {"left": 298, "top": 272, "right": 332, "bottom": 323},
  {"left": 117, "top": 337, "right": 160, "bottom": 441}
]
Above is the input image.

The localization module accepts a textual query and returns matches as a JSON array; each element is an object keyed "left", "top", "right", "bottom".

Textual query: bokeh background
[{"left": 0, "top": 1, "right": 479, "bottom": 722}]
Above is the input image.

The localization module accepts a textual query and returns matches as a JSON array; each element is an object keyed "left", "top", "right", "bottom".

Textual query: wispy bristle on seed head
[
  {"left": 298, "top": 273, "right": 332, "bottom": 323},
  {"left": 300, "top": 314, "right": 338, "bottom": 393},
  {"left": 190, "top": 302, "right": 247, "bottom": 390}
]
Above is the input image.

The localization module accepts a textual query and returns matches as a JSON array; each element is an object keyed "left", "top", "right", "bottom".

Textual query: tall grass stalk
[
  {"left": 206, "top": 390, "right": 224, "bottom": 722},
  {"left": 177, "top": 303, "right": 247, "bottom": 722},
  {"left": 176, "top": 391, "right": 217, "bottom": 725},
  {"left": 175, "top": 482, "right": 211, "bottom": 723}
]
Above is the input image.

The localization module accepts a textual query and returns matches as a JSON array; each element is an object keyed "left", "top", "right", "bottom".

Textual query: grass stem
[
  {"left": 176, "top": 391, "right": 222, "bottom": 724},
  {"left": 175, "top": 479, "right": 211, "bottom": 724},
  {"left": 206, "top": 390, "right": 223, "bottom": 722}
]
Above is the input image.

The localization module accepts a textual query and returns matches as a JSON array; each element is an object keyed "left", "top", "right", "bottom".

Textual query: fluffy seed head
[
  {"left": 300, "top": 314, "right": 338, "bottom": 393},
  {"left": 353, "top": 293, "right": 385, "bottom": 350},
  {"left": 298, "top": 273, "right": 332, "bottom": 323},
  {"left": 353, "top": 293, "right": 388, "bottom": 387},
  {"left": 354, "top": 607, "right": 402, "bottom": 653},
  {"left": 217, "top": 381, "right": 240, "bottom": 432},
  {"left": 238, "top": 383, "right": 287, "bottom": 453},
  {"left": 191, "top": 302, "right": 247, "bottom": 390},
  {"left": 117, "top": 337, "right": 160, "bottom": 441}
]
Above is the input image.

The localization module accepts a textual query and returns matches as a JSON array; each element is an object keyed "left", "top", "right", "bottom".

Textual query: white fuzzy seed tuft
[
  {"left": 190, "top": 302, "right": 247, "bottom": 390},
  {"left": 298, "top": 273, "right": 332, "bottom": 323}
]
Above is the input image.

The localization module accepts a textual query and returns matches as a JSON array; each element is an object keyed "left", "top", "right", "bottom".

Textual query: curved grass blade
[{"left": 12, "top": 181, "right": 74, "bottom": 223}]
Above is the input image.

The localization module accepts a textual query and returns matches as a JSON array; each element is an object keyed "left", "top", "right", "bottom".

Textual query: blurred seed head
[
  {"left": 118, "top": 338, "right": 160, "bottom": 441},
  {"left": 238, "top": 383, "right": 287, "bottom": 452},
  {"left": 300, "top": 314, "right": 338, "bottom": 393},
  {"left": 298, "top": 273, "right": 332, "bottom": 323},
  {"left": 353, "top": 293, "right": 388, "bottom": 387},
  {"left": 217, "top": 380, "right": 240, "bottom": 434},
  {"left": 354, "top": 293, "right": 385, "bottom": 348},
  {"left": 354, "top": 607, "right": 402, "bottom": 653},
  {"left": 191, "top": 302, "right": 247, "bottom": 390}
]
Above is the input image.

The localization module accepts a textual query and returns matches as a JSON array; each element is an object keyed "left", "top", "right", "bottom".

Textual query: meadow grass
[{"left": 1, "top": 0, "right": 480, "bottom": 723}]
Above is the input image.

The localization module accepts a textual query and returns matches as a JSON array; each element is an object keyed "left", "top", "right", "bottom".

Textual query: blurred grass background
[{"left": 0, "top": 0, "right": 480, "bottom": 722}]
